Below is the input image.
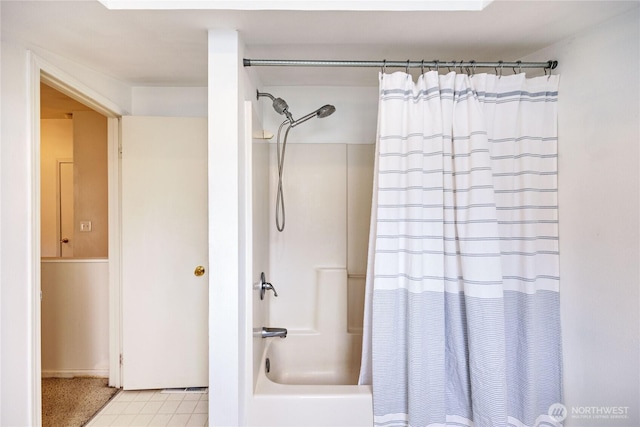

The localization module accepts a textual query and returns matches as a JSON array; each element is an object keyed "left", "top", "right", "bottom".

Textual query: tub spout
[{"left": 261, "top": 327, "right": 287, "bottom": 339}]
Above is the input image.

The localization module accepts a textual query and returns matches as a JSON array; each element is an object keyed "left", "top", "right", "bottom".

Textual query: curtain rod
[{"left": 243, "top": 59, "right": 558, "bottom": 71}]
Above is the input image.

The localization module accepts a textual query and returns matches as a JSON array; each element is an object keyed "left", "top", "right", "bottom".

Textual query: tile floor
[{"left": 87, "top": 389, "right": 208, "bottom": 427}]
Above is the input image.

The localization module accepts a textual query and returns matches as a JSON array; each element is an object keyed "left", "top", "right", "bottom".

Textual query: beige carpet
[{"left": 42, "top": 377, "right": 119, "bottom": 427}]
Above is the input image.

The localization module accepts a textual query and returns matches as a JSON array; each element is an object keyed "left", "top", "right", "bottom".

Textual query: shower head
[
  {"left": 257, "top": 90, "right": 335, "bottom": 127},
  {"left": 316, "top": 104, "right": 336, "bottom": 118},
  {"left": 290, "top": 104, "right": 336, "bottom": 128},
  {"left": 257, "top": 91, "right": 294, "bottom": 122}
]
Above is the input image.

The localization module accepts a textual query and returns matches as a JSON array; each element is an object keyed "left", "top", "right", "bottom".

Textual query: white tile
[
  {"left": 115, "top": 391, "right": 139, "bottom": 402},
  {"left": 186, "top": 413, "right": 208, "bottom": 427},
  {"left": 167, "top": 414, "right": 191, "bottom": 427},
  {"left": 148, "top": 413, "right": 172, "bottom": 427},
  {"left": 134, "top": 390, "right": 157, "bottom": 402},
  {"left": 193, "top": 401, "right": 208, "bottom": 414},
  {"left": 124, "top": 401, "right": 148, "bottom": 414},
  {"left": 175, "top": 400, "right": 197, "bottom": 414},
  {"left": 141, "top": 400, "right": 164, "bottom": 414},
  {"left": 166, "top": 393, "right": 186, "bottom": 401},
  {"left": 131, "top": 413, "right": 155, "bottom": 427},
  {"left": 102, "top": 401, "right": 130, "bottom": 415},
  {"left": 183, "top": 394, "right": 201, "bottom": 401},
  {"left": 149, "top": 392, "right": 170, "bottom": 402},
  {"left": 112, "top": 413, "right": 137, "bottom": 426},
  {"left": 158, "top": 400, "right": 181, "bottom": 414},
  {"left": 86, "top": 389, "right": 207, "bottom": 427},
  {"left": 88, "top": 414, "right": 119, "bottom": 426}
]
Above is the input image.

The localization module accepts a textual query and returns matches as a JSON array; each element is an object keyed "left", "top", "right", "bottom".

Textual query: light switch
[{"left": 80, "top": 221, "right": 92, "bottom": 232}]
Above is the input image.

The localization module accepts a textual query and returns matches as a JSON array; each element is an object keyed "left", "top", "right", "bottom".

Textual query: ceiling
[{"left": 2, "top": 0, "right": 638, "bottom": 88}]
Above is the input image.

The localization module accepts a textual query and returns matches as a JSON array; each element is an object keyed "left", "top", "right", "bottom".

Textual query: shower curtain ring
[
  {"left": 546, "top": 61, "right": 553, "bottom": 80},
  {"left": 406, "top": 59, "right": 410, "bottom": 74},
  {"left": 381, "top": 59, "right": 387, "bottom": 75},
  {"left": 497, "top": 60, "right": 504, "bottom": 79},
  {"left": 421, "top": 60, "right": 425, "bottom": 75},
  {"left": 434, "top": 60, "right": 439, "bottom": 73}
]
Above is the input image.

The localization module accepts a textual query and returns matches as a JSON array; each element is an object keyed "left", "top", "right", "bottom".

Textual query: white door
[{"left": 121, "top": 116, "right": 208, "bottom": 390}]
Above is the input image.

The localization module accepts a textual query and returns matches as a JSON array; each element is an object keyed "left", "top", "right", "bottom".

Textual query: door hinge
[{"left": 119, "top": 354, "right": 123, "bottom": 366}]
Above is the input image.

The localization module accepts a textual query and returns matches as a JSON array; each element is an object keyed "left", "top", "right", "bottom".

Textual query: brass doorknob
[{"left": 194, "top": 266, "right": 206, "bottom": 277}]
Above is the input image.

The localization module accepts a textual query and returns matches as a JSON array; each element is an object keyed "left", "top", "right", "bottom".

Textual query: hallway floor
[{"left": 87, "top": 389, "right": 208, "bottom": 427}]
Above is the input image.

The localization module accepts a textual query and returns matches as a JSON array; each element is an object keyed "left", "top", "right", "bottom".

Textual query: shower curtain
[{"left": 359, "top": 70, "right": 562, "bottom": 427}]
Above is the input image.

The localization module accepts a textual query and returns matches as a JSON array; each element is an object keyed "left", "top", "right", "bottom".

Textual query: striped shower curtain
[{"left": 359, "top": 70, "right": 563, "bottom": 427}]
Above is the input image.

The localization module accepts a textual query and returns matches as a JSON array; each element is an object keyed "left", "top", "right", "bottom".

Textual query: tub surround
[{"left": 251, "top": 138, "right": 375, "bottom": 425}]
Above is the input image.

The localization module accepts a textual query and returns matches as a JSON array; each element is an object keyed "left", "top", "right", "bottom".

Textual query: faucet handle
[
  {"left": 265, "top": 282, "right": 278, "bottom": 297},
  {"left": 259, "top": 272, "right": 278, "bottom": 300}
]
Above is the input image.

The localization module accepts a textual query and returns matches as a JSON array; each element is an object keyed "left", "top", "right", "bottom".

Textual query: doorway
[{"left": 40, "top": 83, "right": 114, "bottom": 424}]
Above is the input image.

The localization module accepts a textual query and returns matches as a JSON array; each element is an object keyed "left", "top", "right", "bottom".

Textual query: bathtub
[{"left": 250, "top": 333, "right": 373, "bottom": 427}]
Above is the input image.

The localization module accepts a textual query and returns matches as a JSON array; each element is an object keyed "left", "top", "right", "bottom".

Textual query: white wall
[
  {"left": 132, "top": 86, "right": 207, "bottom": 117},
  {"left": 41, "top": 260, "right": 109, "bottom": 377},
  {"left": 1, "top": 41, "right": 43, "bottom": 427},
  {"left": 208, "top": 29, "right": 254, "bottom": 426},
  {"left": 522, "top": 9, "right": 640, "bottom": 426}
]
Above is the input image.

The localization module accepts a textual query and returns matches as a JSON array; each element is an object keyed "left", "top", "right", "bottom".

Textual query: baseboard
[{"left": 42, "top": 369, "right": 109, "bottom": 378}]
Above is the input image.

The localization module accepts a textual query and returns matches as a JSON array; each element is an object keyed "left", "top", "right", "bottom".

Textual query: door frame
[
  {"left": 56, "top": 158, "right": 74, "bottom": 257},
  {"left": 29, "top": 52, "right": 125, "bottom": 425}
]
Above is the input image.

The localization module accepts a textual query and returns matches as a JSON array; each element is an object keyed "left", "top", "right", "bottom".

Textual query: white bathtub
[{"left": 249, "top": 333, "right": 373, "bottom": 427}]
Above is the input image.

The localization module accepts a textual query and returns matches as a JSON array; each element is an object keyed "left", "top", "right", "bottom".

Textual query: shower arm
[{"left": 257, "top": 90, "right": 275, "bottom": 101}]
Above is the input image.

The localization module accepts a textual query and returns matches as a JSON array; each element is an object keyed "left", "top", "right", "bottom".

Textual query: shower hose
[{"left": 275, "top": 120, "right": 292, "bottom": 232}]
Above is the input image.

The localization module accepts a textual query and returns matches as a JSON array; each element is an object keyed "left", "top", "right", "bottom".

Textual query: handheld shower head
[
  {"left": 257, "top": 90, "right": 337, "bottom": 232},
  {"left": 290, "top": 104, "right": 336, "bottom": 127},
  {"left": 316, "top": 104, "right": 336, "bottom": 118}
]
